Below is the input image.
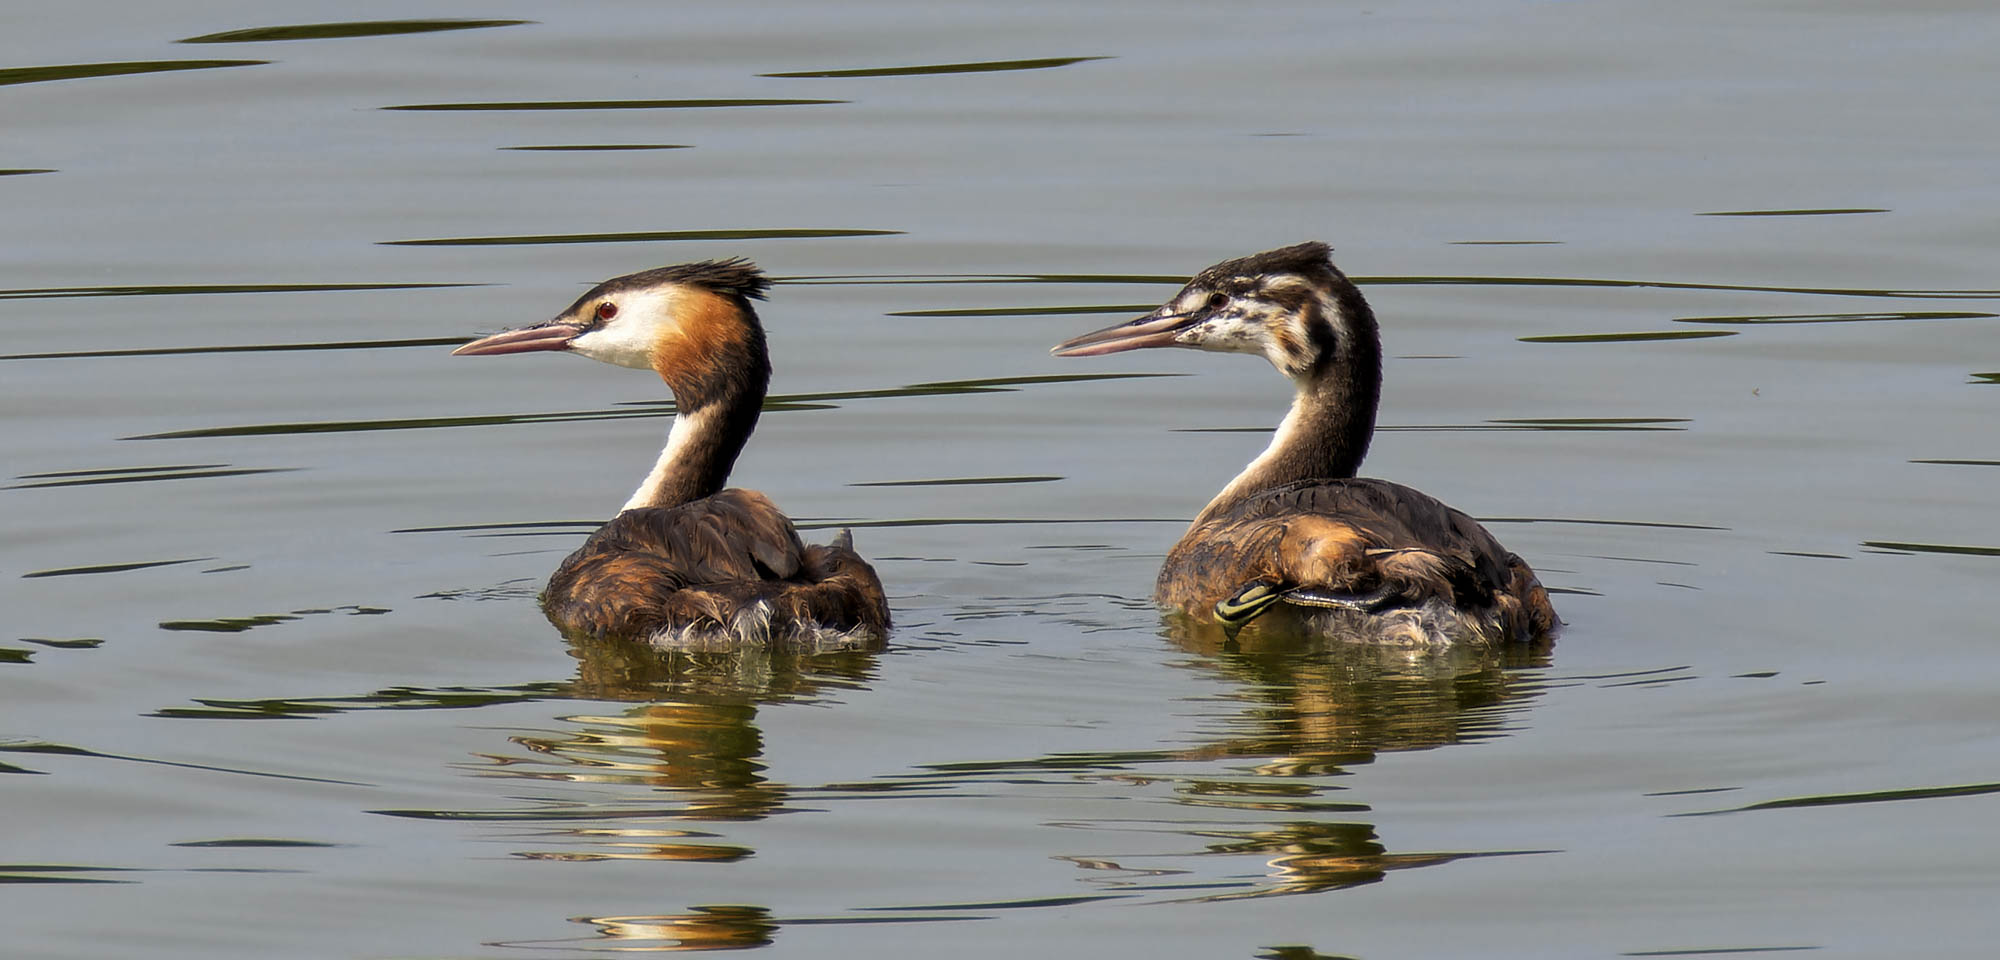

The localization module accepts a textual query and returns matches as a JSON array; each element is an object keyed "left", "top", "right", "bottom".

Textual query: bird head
[
  {"left": 1052, "top": 242, "right": 1368, "bottom": 383},
  {"left": 453, "top": 258, "right": 773, "bottom": 404}
]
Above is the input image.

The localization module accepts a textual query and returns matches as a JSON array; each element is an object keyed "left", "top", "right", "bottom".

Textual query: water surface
[{"left": 4, "top": 2, "right": 1998, "bottom": 958}]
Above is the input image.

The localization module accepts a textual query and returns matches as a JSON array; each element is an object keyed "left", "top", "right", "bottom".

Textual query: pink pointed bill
[
  {"left": 1050, "top": 310, "right": 1194, "bottom": 358},
  {"left": 451, "top": 322, "right": 580, "bottom": 356}
]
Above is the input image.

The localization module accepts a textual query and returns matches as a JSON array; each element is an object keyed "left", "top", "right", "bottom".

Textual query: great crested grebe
[
  {"left": 1054, "top": 243, "right": 1556, "bottom": 645},
  {"left": 453, "top": 258, "right": 889, "bottom": 646}
]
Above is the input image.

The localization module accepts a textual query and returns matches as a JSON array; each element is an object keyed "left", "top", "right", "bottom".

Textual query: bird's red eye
[{"left": 596, "top": 301, "right": 618, "bottom": 321}]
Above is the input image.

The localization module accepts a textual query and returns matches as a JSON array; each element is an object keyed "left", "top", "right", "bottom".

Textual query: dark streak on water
[
  {"left": 783, "top": 273, "right": 2000, "bottom": 300},
  {"left": 1600, "top": 675, "right": 1699, "bottom": 689},
  {"left": 501, "top": 144, "right": 690, "bottom": 151},
  {"left": 855, "top": 893, "right": 1134, "bottom": 910},
  {"left": 1679, "top": 781, "right": 2000, "bottom": 816},
  {"left": 1, "top": 168, "right": 56, "bottom": 176},
  {"left": 383, "top": 98, "right": 845, "bottom": 112},
  {"left": 0, "top": 741, "right": 369, "bottom": 786},
  {"left": 1481, "top": 517, "right": 1728, "bottom": 531},
  {"left": 126, "top": 408, "right": 682, "bottom": 441},
  {"left": 0, "top": 872, "right": 135, "bottom": 885},
  {"left": 17, "top": 464, "right": 230, "bottom": 479},
  {"left": 797, "top": 517, "right": 1184, "bottom": 532},
  {"left": 1697, "top": 208, "right": 1887, "bottom": 217},
  {"left": 151, "top": 682, "right": 560, "bottom": 720},
  {"left": 1522, "top": 331, "right": 1738, "bottom": 344},
  {"left": 1583, "top": 554, "right": 1697, "bottom": 567},
  {"left": 1621, "top": 948, "right": 1820, "bottom": 957},
  {"left": 1677, "top": 311, "right": 1996, "bottom": 325},
  {"left": 760, "top": 56, "right": 1112, "bottom": 79},
  {"left": 1859, "top": 540, "right": 2000, "bottom": 558},
  {"left": 0, "top": 60, "right": 267, "bottom": 88},
  {"left": 383, "top": 228, "right": 902, "bottom": 247},
  {"left": 19, "top": 638, "right": 104, "bottom": 650},
  {"left": 157, "top": 605, "right": 389, "bottom": 634},
  {"left": 890, "top": 304, "right": 1155, "bottom": 318},
  {"left": 0, "top": 281, "right": 481, "bottom": 302},
  {"left": 178, "top": 19, "right": 531, "bottom": 43},
  {"left": 1373, "top": 275, "right": 1999, "bottom": 300},
  {"left": 1550, "top": 666, "right": 1691, "bottom": 682},
  {"left": 2, "top": 336, "right": 470, "bottom": 362},
  {"left": 171, "top": 839, "right": 344, "bottom": 848},
  {"left": 1490, "top": 417, "right": 1689, "bottom": 429},
  {"left": 395, "top": 521, "right": 599, "bottom": 535},
  {"left": 1179, "top": 417, "right": 1688, "bottom": 433},
  {"left": 125, "top": 372, "right": 1179, "bottom": 440},
  {"left": 851, "top": 476, "right": 1062, "bottom": 487},
  {"left": 21, "top": 557, "right": 213, "bottom": 579},
  {"left": 8, "top": 467, "right": 296, "bottom": 489}
]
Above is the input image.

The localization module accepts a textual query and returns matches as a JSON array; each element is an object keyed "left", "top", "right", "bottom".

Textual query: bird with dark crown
[
  {"left": 454, "top": 259, "right": 890, "bottom": 647},
  {"left": 1054, "top": 243, "right": 1557, "bottom": 646}
]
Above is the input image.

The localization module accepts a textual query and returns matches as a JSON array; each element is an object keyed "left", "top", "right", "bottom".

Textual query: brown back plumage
[
  {"left": 451, "top": 258, "right": 889, "bottom": 645},
  {"left": 544, "top": 489, "right": 890, "bottom": 642},
  {"left": 1052, "top": 243, "right": 1557, "bottom": 645},
  {"left": 1159, "top": 478, "right": 1556, "bottom": 644}
]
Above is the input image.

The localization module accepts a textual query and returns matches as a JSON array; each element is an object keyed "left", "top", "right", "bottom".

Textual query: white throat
[
  {"left": 1198, "top": 385, "right": 1310, "bottom": 521},
  {"left": 619, "top": 407, "right": 713, "bottom": 513}
]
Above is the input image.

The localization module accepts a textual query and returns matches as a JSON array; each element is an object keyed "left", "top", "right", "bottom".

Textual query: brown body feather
[
  {"left": 1053, "top": 243, "right": 1557, "bottom": 646},
  {"left": 1157, "top": 478, "right": 1555, "bottom": 644},
  {"left": 544, "top": 489, "right": 890, "bottom": 642},
  {"left": 454, "top": 258, "right": 890, "bottom": 647}
]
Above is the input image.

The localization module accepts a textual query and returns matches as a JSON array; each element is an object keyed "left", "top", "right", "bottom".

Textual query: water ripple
[
  {"left": 8, "top": 465, "right": 296, "bottom": 488},
  {"left": 1521, "top": 331, "right": 1737, "bottom": 344},
  {"left": 501, "top": 143, "right": 690, "bottom": 152},
  {"left": 2, "top": 336, "right": 469, "bottom": 362},
  {"left": 21, "top": 557, "right": 213, "bottom": 579},
  {"left": 0, "top": 281, "right": 479, "bottom": 302},
  {"left": 179, "top": 19, "right": 530, "bottom": 43},
  {"left": 124, "top": 373, "right": 1177, "bottom": 440},
  {"left": 383, "top": 228, "right": 901, "bottom": 246},
  {"left": 384, "top": 98, "right": 843, "bottom": 111},
  {"left": 1679, "top": 780, "right": 2000, "bottom": 816},
  {"left": 761, "top": 56, "right": 1112, "bottom": 78},
  {"left": 0, "top": 59, "right": 265, "bottom": 88}
]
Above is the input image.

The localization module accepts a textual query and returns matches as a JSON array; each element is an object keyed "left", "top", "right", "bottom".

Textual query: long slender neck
[
  {"left": 1192, "top": 283, "right": 1381, "bottom": 527},
  {"left": 619, "top": 308, "right": 771, "bottom": 513}
]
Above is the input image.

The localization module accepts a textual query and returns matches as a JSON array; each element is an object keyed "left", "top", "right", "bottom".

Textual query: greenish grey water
[{"left": 5, "top": 2, "right": 2000, "bottom": 958}]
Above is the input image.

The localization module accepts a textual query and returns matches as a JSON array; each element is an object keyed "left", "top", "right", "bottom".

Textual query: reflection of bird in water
[
  {"left": 454, "top": 259, "right": 890, "bottom": 646},
  {"left": 487, "top": 633, "right": 883, "bottom": 836},
  {"left": 1054, "top": 243, "right": 1557, "bottom": 645},
  {"left": 1068, "top": 630, "right": 1552, "bottom": 903},
  {"left": 499, "top": 905, "right": 779, "bottom": 953},
  {"left": 1168, "top": 621, "right": 1550, "bottom": 760}
]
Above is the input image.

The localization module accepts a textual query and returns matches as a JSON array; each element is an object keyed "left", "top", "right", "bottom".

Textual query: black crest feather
[
  {"left": 1192, "top": 242, "right": 1334, "bottom": 287},
  {"left": 581, "top": 257, "right": 773, "bottom": 308}
]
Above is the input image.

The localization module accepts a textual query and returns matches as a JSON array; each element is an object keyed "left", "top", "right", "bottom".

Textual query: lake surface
[{"left": 5, "top": 2, "right": 1998, "bottom": 957}]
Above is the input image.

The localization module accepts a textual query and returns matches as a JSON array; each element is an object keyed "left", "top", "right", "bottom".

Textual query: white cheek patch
[
  {"left": 568, "top": 288, "right": 685, "bottom": 370},
  {"left": 1180, "top": 316, "right": 1269, "bottom": 355}
]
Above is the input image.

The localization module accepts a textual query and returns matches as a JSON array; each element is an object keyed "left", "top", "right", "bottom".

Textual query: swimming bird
[
  {"left": 453, "top": 258, "right": 890, "bottom": 646},
  {"left": 1053, "top": 243, "right": 1556, "bottom": 645}
]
